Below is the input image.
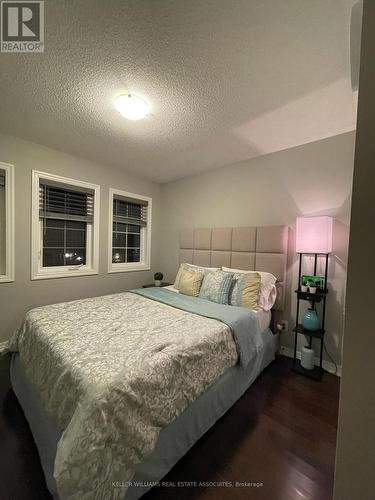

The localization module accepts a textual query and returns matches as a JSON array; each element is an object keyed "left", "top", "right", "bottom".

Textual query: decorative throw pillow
[
  {"left": 199, "top": 270, "right": 234, "bottom": 304},
  {"left": 222, "top": 267, "right": 277, "bottom": 310},
  {"left": 174, "top": 263, "right": 186, "bottom": 289},
  {"left": 174, "top": 263, "right": 218, "bottom": 289},
  {"left": 229, "top": 272, "right": 261, "bottom": 309},
  {"left": 178, "top": 269, "right": 204, "bottom": 297}
]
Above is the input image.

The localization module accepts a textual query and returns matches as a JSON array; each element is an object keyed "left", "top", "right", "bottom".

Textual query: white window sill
[
  {"left": 31, "top": 268, "right": 98, "bottom": 280},
  {"left": 108, "top": 263, "right": 150, "bottom": 273},
  {"left": 0, "top": 275, "right": 14, "bottom": 283}
]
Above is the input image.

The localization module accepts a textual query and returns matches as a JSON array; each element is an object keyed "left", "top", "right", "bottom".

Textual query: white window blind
[
  {"left": 39, "top": 184, "right": 94, "bottom": 223},
  {"left": 112, "top": 197, "right": 148, "bottom": 226}
]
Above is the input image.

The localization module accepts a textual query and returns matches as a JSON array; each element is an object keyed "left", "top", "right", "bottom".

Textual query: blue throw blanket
[{"left": 132, "top": 287, "right": 265, "bottom": 368}]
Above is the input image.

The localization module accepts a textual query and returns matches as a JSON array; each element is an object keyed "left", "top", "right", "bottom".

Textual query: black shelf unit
[
  {"left": 292, "top": 253, "right": 329, "bottom": 381},
  {"left": 294, "top": 289, "right": 327, "bottom": 303},
  {"left": 294, "top": 324, "right": 325, "bottom": 339}
]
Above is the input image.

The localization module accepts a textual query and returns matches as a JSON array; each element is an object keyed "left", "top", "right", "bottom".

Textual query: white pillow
[
  {"left": 222, "top": 267, "right": 277, "bottom": 311},
  {"left": 185, "top": 263, "right": 219, "bottom": 272}
]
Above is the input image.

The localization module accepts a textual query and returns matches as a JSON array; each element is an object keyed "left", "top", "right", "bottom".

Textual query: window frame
[
  {"left": 0, "top": 162, "right": 15, "bottom": 283},
  {"left": 31, "top": 170, "right": 100, "bottom": 280},
  {"left": 108, "top": 188, "right": 152, "bottom": 273}
]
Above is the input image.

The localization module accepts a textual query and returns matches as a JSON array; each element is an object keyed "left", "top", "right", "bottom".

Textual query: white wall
[
  {"left": 159, "top": 131, "right": 355, "bottom": 367},
  {"left": 334, "top": 1, "right": 375, "bottom": 498},
  {"left": 0, "top": 129, "right": 355, "bottom": 368},
  {"left": 0, "top": 133, "right": 162, "bottom": 343}
]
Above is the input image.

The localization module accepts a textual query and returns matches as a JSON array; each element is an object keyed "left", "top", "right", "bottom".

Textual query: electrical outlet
[{"left": 281, "top": 320, "right": 289, "bottom": 332}]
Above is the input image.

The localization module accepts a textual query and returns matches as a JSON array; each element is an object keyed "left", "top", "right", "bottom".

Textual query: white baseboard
[{"left": 279, "top": 345, "right": 341, "bottom": 377}]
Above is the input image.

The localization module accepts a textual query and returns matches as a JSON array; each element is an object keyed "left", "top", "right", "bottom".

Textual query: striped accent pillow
[
  {"left": 199, "top": 270, "right": 234, "bottom": 304},
  {"left": 229, "top": 272, "right": 261, "bottom": 309}
]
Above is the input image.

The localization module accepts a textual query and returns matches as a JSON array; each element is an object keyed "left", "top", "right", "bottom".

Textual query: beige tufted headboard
[{"left": 179, "top": 225, "right": 289, "bottom": 311}]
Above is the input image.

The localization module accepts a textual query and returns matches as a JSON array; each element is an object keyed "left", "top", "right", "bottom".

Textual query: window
[
  {"left": 108, "top": 189, "right": 152, "bottom": 272},
  {"left": 0, "top": 162, "right": 15, "bottom": 283},
  {"left": 31, "top": 171, "right": 100, "bottom": 280}
]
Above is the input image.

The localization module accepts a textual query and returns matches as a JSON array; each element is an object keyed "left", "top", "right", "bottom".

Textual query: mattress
[{"left": 164, "top": 285, "right": 272, "bottom": 332}]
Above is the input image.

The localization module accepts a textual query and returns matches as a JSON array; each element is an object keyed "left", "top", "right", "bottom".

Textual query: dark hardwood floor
[{"left": 0, "top": 354, "right": 339, "bottom": 500}]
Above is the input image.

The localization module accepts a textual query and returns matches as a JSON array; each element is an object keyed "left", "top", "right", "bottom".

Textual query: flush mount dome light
[{"left": 114, "top": 94, "right": 150, "bottom": 120}]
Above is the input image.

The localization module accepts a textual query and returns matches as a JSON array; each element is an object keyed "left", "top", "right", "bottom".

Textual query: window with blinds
[
  {"left": 0, "top": 169, "right": 5, "bottom": 276},
  {"left": 39, "top": 184, "right": 94, "bottom": 267},
  {"left": 109, "top": 190, "right": 151, "bottom": 271},
  {"left": 0, "top": 163, "right": 15, "bottom": 282},
  {"left": 112, "top": 197, "right": 148, "bottom": 264}
]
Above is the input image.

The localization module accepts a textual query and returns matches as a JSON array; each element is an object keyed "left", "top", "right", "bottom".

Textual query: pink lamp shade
[{"left": 296, "top": 216, "right": 333, "bottom": 254}]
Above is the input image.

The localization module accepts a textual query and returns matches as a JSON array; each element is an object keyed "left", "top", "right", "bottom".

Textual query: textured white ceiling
[{"left": 0, "top": 0, "right": 359, "bottom": 183}]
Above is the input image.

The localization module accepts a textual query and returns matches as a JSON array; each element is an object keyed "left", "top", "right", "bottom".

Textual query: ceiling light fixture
[{"left": 114, "top": 94, "right": 150, "bottom": 120}]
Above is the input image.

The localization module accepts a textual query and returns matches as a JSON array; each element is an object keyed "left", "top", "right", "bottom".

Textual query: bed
[{"left": 9, "top": 225, "right": 288, "bottom": 500}]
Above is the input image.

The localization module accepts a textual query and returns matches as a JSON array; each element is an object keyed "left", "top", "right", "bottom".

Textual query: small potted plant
[
  {"left": 307, "top": 278, "right": 317, "bottom": 294},
  {"left": 301, "top": 277, "right": 309, "bottom": 293},
  {"left": 154, "top": 272, "right": 163, "bottom": 287}
]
